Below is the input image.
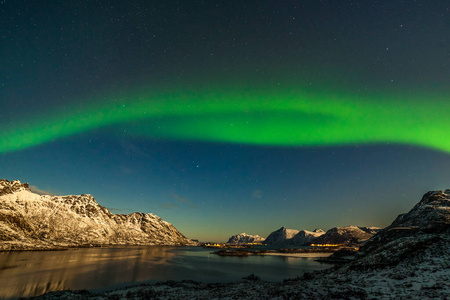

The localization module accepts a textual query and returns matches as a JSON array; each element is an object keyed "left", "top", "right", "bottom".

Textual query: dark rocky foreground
[{"left": 31, "top": 189, "right": 450, "bottom": 299}]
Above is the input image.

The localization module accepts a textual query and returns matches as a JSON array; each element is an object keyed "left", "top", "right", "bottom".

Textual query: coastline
[
  {"left": 0, "top": 242, "right": 197, "bottom": 252},
  {"left": 260, "top": 252, "right": 334, "bottom": 258}
]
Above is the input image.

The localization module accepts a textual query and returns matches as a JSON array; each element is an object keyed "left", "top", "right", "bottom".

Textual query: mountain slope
[
  {"left": 346, "top": 189, "right": 450, "bottom": 268},
  {"left": 292, "top": 228, "right": 325, "bottom": 245},
  {"left": 0, "top": 179, "right": 194, "bottom": 250},
  {"left": 311, "top": 225, "right": 381, "bottom": 245},
  {"left": 227, "top": 233, "right": 265, "bottom": 244},
  {"left": 263, "top": 227, "right": 300, "bottom": 245}
]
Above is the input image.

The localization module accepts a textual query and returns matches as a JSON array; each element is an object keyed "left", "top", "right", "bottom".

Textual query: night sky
[{"left": 1, "top": 1, "right": 450, "bottom": 242}]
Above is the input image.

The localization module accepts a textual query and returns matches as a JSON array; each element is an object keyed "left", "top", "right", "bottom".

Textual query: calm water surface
[{"left": 0, "top": 246, "right": 331, "bottom": 299}]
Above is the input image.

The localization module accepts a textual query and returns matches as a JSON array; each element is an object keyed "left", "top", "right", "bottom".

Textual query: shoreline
[
  {"left": 0, "top": 243, "right": 197, "bottom": 253},
  {"left": 211, "top": 247, "right": 344, "bottom": 257},
  {"left": 260, "top": 252, "right": 334, "bottom": 258}
]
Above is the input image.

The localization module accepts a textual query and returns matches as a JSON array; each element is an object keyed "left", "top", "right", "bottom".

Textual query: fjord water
[{"left": 0, "top": 246, "right": 330, "bottom": 299}]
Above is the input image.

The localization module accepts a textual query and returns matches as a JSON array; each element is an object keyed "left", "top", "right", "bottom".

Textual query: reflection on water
[{"left": 0, "top": 246, "right": 330, "bottom": 299}]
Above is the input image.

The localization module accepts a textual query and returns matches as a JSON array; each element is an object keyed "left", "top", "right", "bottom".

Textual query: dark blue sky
[{"left": 1, "top": 1, "right": 450, "bottom": 241}]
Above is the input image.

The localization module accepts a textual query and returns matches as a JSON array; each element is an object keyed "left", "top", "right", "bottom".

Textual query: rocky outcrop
[
  {"left": 0, "top": 179, "right": 29, "bottom": 196},
  {"left": 227, "top": 233, "right": 265, "bottom": 244},
  {"left": 0, "top": 179, "right": 194, "bottom": 250},
  {"left": 344, "top": 189, "right": 450, "bottom": 269},
  {"left": 361, "top": 189, "right": 450, "bottom": 254}
]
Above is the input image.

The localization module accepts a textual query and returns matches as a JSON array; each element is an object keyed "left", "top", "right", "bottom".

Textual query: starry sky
[{"left": 1, "top": 1, "right": 450, "bottom": 242}]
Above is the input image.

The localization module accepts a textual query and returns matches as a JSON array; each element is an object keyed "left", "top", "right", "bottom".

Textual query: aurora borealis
[
  {"left": 2, "top": 87, "right": 450, "bottom": 154},
  {"left": 1, "top": 1, "right": 450, "bottom": 241}
]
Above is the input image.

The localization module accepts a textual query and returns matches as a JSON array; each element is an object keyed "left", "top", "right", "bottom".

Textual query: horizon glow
[{"left": 2, "top": 86, "right": 450, "bottom": 154}]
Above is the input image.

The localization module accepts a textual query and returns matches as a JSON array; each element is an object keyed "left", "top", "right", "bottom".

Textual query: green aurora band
[{"left": 2, "top": 86, "right": 450, "bottom": 154}]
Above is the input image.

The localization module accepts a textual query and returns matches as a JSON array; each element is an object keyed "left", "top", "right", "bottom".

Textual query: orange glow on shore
[{"left": 310, "top": 244, "right": 344, "bottom": 247}]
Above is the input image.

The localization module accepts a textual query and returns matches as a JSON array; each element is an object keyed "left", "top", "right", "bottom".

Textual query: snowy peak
[
  {"left": 0, "top": 179, "right": 30, "bottom": 195},
  {"left": 50, "top": 194, "right": 113, "bottom": 219},
  {"left": 263, "top": 227, "right": 300, "bottom": 245},
  {"left": 311, "top": 226, "right": 380, "bottom": 245},
  {"left": 292, "top": 229, "right": 325, "bottom": 245},
  {"left": 227, "top": 233, "right": 265, "bottom": 244},
  {"left": 263, "top": 227, "right": 327, "bottom": 246}
]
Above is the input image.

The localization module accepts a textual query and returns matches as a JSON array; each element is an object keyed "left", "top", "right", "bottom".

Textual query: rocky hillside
[
  {"left": 346, "top": 189, "right": 450, "bottom": 268},
  {"left": 0, "top": 179, "right": 194, "bottom": 250},
  {"left": 227, "top": 233, "right": 265, "bottom": 244},
  {"left": 311, "top": 226, "right": 381, "bottom": 245}
]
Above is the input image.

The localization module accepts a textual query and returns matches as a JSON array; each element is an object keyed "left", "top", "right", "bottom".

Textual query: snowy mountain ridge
[
  {"left": 227, "top": 233, "right": 265, "bottom": 244},
  {"left": 262, "top": 225, "right": 381, "bottom": 246},
  {"left": 0, "top": 179, "right": 194, "bottom": 250},
  {"left": 263, "top": 227, "right": 326, "bottom": 245},
  {"left": 263, "top": 226, "right": 300, "bottom": 245},
  {"left": 311, "top": 225, "right": 382, "bottom": 245},
  {"left": 292, "top": 228, "right": 325, "bottom": 245}
]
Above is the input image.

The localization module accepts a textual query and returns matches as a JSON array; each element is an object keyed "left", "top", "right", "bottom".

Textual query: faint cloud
[
  {"left": 119, "top": 165, "right": 134, "bottom": 175},
  {"left": 161, "top": 202, "right": 179, "bottom": 209},
  {"left": 252, "top": 190, "right": 263, "bottom": 199},
  {"left": 107, "top": 207, "right": 134, "bottom": 214},
  {"left": 160, "top": 192, "right": 197, "bottom": 210},
  {"left": 120, "top": 141, "right": 147, "bottom": 157},
  {"left": 171, "top": 192, "right": 197, "bottom": 209},
  {"left": 29, "top": 185, "right": 55, "bottom": 196}
]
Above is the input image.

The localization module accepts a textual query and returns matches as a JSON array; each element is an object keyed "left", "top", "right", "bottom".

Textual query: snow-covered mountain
[
  {"left": 264, "top": 227, "right": 326, "bottom": 245},
  {"left": 310, "top": 225, "right": 381, "bottom": 245},
  {"left": 264, "top": 227, "right": 300, "bottom": 245},
  {"left": 292, "top": 228, "right": 325, "bottom": 245},
  {"left": 227, "top": 233, "right": 265, "bottom": 244},
  {"left": 0, "top": 179, "right": 194, "bottom": 250},
  {"left": 263, "top": 225, "right": 379, "bottom": 246}
]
